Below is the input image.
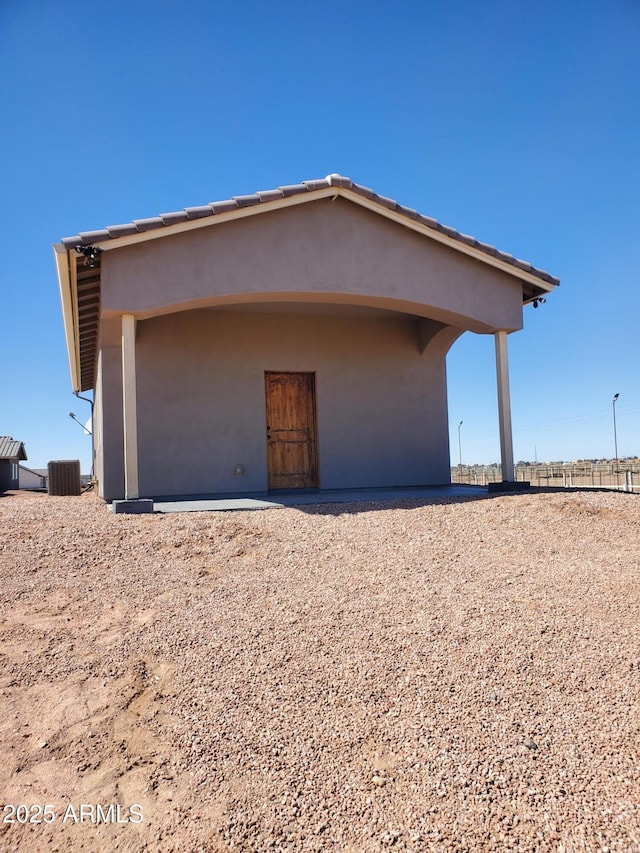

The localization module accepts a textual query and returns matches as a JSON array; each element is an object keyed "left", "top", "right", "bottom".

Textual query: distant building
[
  {"left": 0, "top": 437, "right": 27, "bottom": 492},
  {"left": 18, "top": 465, "right": 47, "bottom": 490}
]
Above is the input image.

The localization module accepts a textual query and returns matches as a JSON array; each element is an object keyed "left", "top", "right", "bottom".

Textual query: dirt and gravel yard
[{"left": 0, "top": 488, "right": 638, "bottom": 852}]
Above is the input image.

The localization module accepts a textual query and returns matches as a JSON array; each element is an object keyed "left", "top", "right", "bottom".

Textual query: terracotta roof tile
[
  {"left": 159, "top": 211, "right": 190, "bottom": 225},
  {"left": 397, "top": 205, "right": 419, "bottom": 220},
  {"left": 302, "top": 179, "right": 331, "bottom": 191},
  {"left": 372, "top": 193, "right": 397, "bottom": 210},
  {"left": 233, "top": 194, "right": 262, "bottom": 207},
  {"left": 133, "top": 217, "right": 165, "bottom": 232},
  {"left": 184, "top": 205, "right": 213, "bottom": 219},
  {"left": 256, "top": 189, "right": 285, "bottom": 202},
  {"left": 209, "top": 199, "right": 238, "bottom": 213},
  {"left": 417, "top": 214, "right": 438, "bottom": 228},
  {"left": 77, "top": 229, "right": 110, "bottom": 245},
  {"left": 278, "top": 183, "right": 310, "bottom": 197},
  {"left": 106, "top": 223, "right": 140, "bottom": 238}
]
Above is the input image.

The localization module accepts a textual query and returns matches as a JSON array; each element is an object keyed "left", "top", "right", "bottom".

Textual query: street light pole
[
  {"left": 68, "top": 412, "right": 91, "bottom": 435},
  {"left": 458, "top": 420, "right": 463, "bottom": 469},
  {"left": 612, "top": 393, "right": 620, "bottom": 488}
]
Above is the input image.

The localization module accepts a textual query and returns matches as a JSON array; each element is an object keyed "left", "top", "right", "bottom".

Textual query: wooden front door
[{"left": 265, "top": 372, "right": 318, "bottom": 490}]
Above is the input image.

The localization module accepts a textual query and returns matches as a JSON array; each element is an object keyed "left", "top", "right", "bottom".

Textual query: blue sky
[{"left": 1, "top": 0, "right": 638, "bottom": 471}]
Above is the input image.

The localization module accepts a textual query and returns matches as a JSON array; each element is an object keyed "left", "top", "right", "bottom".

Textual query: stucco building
[{"left": 54, "top": 175, "right": 558, "bottom": 503}]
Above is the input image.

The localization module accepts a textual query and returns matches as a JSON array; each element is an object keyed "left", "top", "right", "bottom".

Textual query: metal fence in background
[{"left": 452, "top": 461, "right": 639, "bottom": 492}]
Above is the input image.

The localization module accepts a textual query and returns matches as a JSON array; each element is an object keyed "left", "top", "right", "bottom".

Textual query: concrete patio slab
[
  {"left": 150, "top": 484, "right": 485, "bottom": 513},
  {"left": 111, "top": 498, "right": 155, "bottom": 514}
]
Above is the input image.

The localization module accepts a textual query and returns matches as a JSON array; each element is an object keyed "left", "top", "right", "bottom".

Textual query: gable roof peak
[
  {"left": 325, "top": 173, "right": 352, "bottom": 187},
  {"left": 55, "top": 174, "right": 559, "bottom": 289}
]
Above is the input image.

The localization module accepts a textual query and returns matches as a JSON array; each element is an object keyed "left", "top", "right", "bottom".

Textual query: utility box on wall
[{"left": 48, "top": 460, "right": 81, "bottom": 496}]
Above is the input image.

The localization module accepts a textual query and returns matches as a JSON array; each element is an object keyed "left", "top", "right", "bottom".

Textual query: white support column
[
  {"left": 122, "top": 313, "right": 139, "bottom": 499},
  {"left": 494, "top": 330, "right": 515, "bottom": 482}
]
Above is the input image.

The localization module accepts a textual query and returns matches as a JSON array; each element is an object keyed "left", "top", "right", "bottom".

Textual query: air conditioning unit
[{"left": 48, "top": 460, "right": 81, "bottom": 496}]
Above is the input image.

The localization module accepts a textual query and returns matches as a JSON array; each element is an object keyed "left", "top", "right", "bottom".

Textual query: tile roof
[
  {"left": 0, "top": 437, "right": 27, "bottom": 460},
  {"left": 60, "top": 174, "right": 560, "bottom": 287},
  {"left": 57, "top": 174, "right": 560, "bottom": 393}
]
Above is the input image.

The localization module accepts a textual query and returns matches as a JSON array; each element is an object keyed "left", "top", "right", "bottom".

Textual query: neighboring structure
[
  {"left": 0, "top": 437, "right": 27, "bottom": 492},
  {"left": 18, "top": 466, "right": 47, "bottom": 490},
  {"left": 54, "top": 175, "right": 559, "bottom": 502}
]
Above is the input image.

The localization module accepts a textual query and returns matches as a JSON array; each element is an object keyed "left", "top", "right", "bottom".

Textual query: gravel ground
[{"left": 0, "top": 488, "right": 638, "bottom": 852}]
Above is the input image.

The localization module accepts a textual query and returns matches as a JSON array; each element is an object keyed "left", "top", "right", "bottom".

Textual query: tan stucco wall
[
  {"left": 100, "top": 198, "right": 524, "bottom": 334},
  {"left": 96, "top": 309, "right": 454, "bottom": 500}
]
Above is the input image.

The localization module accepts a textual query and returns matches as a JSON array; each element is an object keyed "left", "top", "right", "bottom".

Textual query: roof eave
[{"left": 54, "top": 243, "right": 81, "bottom": 392}]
